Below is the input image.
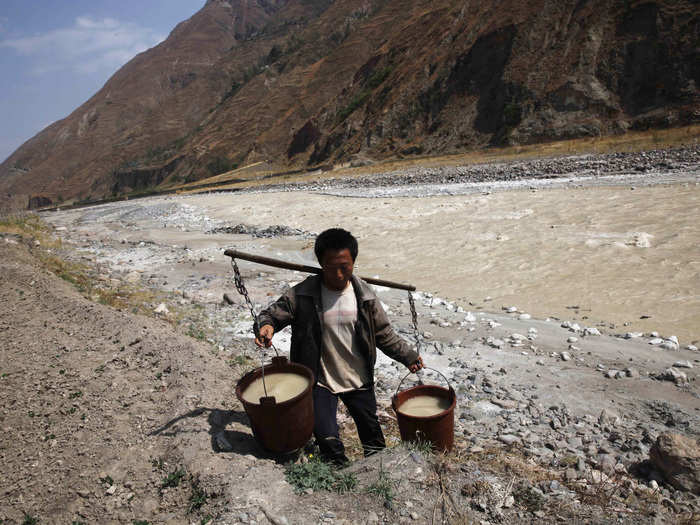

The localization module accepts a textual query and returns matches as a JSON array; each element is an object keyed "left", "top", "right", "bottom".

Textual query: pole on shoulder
[{"left": 224, "top": 248, "right": 416, "bottom": 292}]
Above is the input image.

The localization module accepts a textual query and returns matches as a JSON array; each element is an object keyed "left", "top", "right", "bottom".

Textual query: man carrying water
[{"left": 255, "top": 228, "right": 424, "bottom": 465}]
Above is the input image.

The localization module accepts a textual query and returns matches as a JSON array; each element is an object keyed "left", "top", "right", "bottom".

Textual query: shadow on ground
[{"left": 148, "top": 406, "right": 300, "bottom": 462}]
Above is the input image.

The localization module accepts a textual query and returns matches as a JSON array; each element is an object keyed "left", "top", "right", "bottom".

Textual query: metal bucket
[
  {"left": 391, "top": 368, "right": 456, "bottom": 452},
  {"left": 235, "top": 356, "right": 314, "bottom": 453}
]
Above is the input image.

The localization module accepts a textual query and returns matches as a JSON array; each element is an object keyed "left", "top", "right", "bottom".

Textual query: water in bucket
[
  {"left": 396, "top": 394, "right": 451, "bottom": 417},
  {"left": 240, "top": 372, "right": 310, "bottom": 404}
]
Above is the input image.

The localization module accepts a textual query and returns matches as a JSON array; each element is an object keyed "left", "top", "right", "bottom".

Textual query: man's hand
[
  {"left": 255, "top": 324, "right": 274, "bottom": 348},
  {"left": 408, "top": 356, "right": 424, "bottom": 373}
]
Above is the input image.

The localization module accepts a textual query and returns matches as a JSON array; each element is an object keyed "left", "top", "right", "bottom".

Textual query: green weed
[
  {"left": 22, "top": 514, "right": 38, "bottom": 525},
  {"left": 403, "top": 437, "right": 434, "bottom": 455},
  {"left": 188, "top": 480, "right": 208, "bottom": 513},
  {"left": 161, "top": 467, "right": 186, "bottom": 489},
  {"left": 186, "top": 325, "right": 207, "bottom": 341},
  {"left": 285, "top": 456, "right": 357, "bottom": 494},
  {"left": 366, "top": 466, "right": 394, "bottom": 504}
]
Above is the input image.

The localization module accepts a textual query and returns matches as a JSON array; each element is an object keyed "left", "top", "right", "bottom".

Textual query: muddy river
[{"left": 199, "top": 182, "right": 700, "bottom": 344}]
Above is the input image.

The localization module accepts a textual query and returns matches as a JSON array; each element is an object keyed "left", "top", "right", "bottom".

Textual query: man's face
[{"left": 320, "top": 248, "right": 354, "bottom": 291}]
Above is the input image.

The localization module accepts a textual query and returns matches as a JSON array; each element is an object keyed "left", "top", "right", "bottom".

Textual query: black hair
[{"left": 314, "top": 228, "right": 358, "bottom": 262}]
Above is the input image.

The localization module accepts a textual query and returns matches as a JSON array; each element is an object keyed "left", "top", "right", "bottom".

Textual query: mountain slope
[{"left": 1, "top": 0, "right": 698, "bottom": 209}]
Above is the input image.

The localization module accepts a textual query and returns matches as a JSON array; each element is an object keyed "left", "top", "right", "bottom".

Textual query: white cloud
[{"left": 0, "top": 16, "right": 165, "bottom": 75}]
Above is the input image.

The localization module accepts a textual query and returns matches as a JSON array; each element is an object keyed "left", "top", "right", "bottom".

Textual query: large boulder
[{"left": 649, "top": 432, "right": 700, "bottom": 494}]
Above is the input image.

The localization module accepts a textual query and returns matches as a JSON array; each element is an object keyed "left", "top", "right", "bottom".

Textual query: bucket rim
[
  {"left": 235, "top": 361, "right": 314, "bottom": 407},
  {"left": 391, "top": 384, "right": 456, "bottom": 421}
]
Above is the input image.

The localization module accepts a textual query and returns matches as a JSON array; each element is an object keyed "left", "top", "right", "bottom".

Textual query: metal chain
[
  {"left": 407, "top": 290, "right": 421, "bottom": 355},
  {"left": 230, "top": 257, "right": 279, "bottom": 397},
  {"left": 407, "top": 290, "right": 424, "bottom": 384},
  {"left": 231, "top": 256, "right": 260, "bottom": 326}
]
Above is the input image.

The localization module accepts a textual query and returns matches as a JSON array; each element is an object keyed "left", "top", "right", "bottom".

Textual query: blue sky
[{"left": 0, "top": 0, "right": 205, "bottom": 163}]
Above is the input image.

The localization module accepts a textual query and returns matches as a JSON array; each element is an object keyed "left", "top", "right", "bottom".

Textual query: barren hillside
[{"left": 0, "top": 0, "right": 698, "bottom": 209}]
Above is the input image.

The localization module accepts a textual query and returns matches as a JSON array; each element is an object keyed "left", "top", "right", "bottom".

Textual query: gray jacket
[{"left": 257, "top": 274, "right": 418, "bottom": 385}]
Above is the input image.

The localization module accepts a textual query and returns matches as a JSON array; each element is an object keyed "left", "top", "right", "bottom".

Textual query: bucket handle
[{"left": 394, "top": 367, "right": 453, "bottom": 399}]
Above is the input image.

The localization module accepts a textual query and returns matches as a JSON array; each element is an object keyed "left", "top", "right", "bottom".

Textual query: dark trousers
[{"left": 312, "top": 385, "right": 386, "bottom": 464}]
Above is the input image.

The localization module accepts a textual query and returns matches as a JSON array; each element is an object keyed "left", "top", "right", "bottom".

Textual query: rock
[
  {"left": 649, "top": 338, "right": 664, "bottom": 345},
  {"left": 687, "top": 345, "right": 698, "bottom": 351},
  {"left": 668, "top": 335, "right": 679, "bottom": 345},
  {"left": 660, "top": 341, "right": 679, "bottom": 351},
  {"left": 659, "top": 368, "right": 688, "bottom": 384},
  {"left": 492, "top": 399, "right": 518, "bottom": 410},
  {"left": 583, "top": 327, "right": 601, "bottom": 336},
  {"left": 125, "top": 271, "right": 140, "bottom": 283},
  {"left": 673, "top": 361, "right": 693, "bottom": 369},
  {"left": 505, "top": 306, "right": 518, "bottom": 313},
  {"left": 650, "top": 433, "right": 700, "bottom": 494},
  {"left": 519, "top": 314, "right": 531, "bottom": 320},
  {"left": 466, "top": 401, "right": 503, "bottom": 420},
  {"left": 367, "top": 511, "right": 379, "bottom": 523},
  {"left": 597, "top": 454, "right": 617, "bottom": 474},
  {"left": 599, "top": 409, "right": 620, "bottom": 426},
  {"left": 625, "top": 367, "right": 639, "bottom": 378},
  {"left": 561, "top": 352, "right": 571, "bottom": 362},
  {"left": 410, "top": 512, "right": 419, "bottom": 520},
  {"left": 106, "top": 485, "right": 117, "bottom": 495},
  {"left": 486, "top": 337, "right": 504, "bottom": 349},
  {"left": 499, "top": 434, "right": 521, "bottom": 446},
  {"left": 625, "top": 332, "right": 644, "bottom": 339},
  {"left": 567, "top": 336, "right": 578, "bottom": 343},
  {"left": 464, "top": 312, "right": 476, "bottom": 322},
  {"left": 154, "top": 303, "right": 169, "bottom": 315},
  {"left": 605, "top": 369, "right": 620, "bottom": 379}
]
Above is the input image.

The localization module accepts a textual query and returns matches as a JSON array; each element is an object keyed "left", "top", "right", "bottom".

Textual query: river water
[{"left": 199, "top": 180, "right": 699, "bottom": 344}]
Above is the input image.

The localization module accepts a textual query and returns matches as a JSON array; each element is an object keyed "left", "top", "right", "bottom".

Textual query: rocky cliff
[{"left": 1, "top": 0, "right": 698, "bottom": 208}]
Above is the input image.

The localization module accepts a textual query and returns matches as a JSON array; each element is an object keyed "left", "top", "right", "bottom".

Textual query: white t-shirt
[{"left": 318, "top": 281, "right": 370, "bottom": 393}]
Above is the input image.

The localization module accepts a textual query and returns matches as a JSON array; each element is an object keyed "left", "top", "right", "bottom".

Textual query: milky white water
[
  {"left": 240, "top": 372, "right": 310, "bottom": 404},
  {"left": 397, "top": 394, "right": 451, "bottom": 417},
  {"left": 200, "top": 181, "right": 699, "bottom": 343}
]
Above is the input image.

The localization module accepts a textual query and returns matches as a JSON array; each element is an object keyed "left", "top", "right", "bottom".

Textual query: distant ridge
[{"left": 1, "top": 0, "right": 698, "bottom": 209}]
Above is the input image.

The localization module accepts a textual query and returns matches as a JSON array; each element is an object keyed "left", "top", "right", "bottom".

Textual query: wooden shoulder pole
[{"left": 224, "top": 249, "right": 416, "bottom": 292}]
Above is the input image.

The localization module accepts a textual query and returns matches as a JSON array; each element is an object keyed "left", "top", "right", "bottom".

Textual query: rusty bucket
[
  {"left": 235, "top": 356, "right": 314, "bottom": 454},
  {"left": 391, "top": 367, "right": 456, "bottom": 452}
]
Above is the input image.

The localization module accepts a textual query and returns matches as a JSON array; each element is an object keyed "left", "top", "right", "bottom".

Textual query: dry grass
[
  {"left": 0, "top": 212, "right": 57, "bottom": 246},
  {"left": 0, "top": 213, "right": 211, "bottom": 341},
  {"left": 175, "top": 124, "right": 700, "bottom": 194}
]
